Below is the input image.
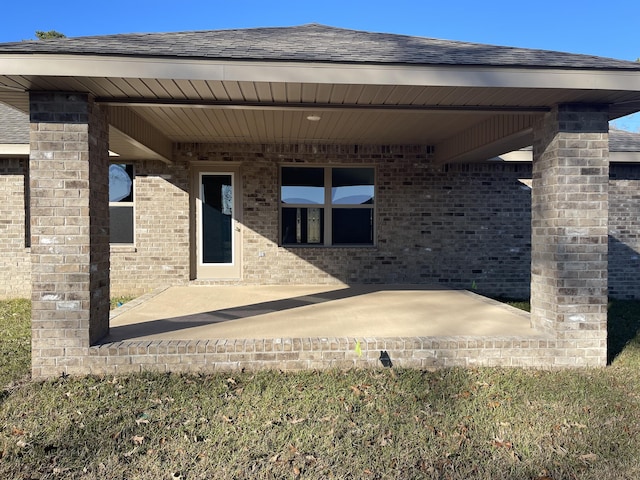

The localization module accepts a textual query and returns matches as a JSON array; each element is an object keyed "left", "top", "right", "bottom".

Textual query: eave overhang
[
  {"left": 2, "top": 53, "right": 640, "bottom": 164},
  {"left": 2, "top": 54, "right": 640, "bottom": 92}
]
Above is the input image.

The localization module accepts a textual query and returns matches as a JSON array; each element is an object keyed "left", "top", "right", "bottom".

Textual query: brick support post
[
  {"left": 531, "top": 104, "right": 609, "bottom": 366},
  {"left": 29, "top": 92, "right": 110, "bottom": 378}
]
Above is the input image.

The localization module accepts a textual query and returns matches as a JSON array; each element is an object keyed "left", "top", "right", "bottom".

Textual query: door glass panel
[{"left": 201, "top": 174, "right": 233, "bottom": 264}]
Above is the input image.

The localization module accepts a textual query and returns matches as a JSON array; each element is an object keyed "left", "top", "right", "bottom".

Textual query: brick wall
[
  {"left": 109, "top": 160, "right": 191, "bottom": 296},
  {"left": 530, "top": 105, "right": 609, "bottom": 366},
  {"left": 29, "top": 92, "right": 111, "bottom": 378},
  {"left": 178, "top": 143, "right": 533, "bottom": 298},
  {"left": 609, "top": 164, "right": 640, "bottom": 299},
  {"left": 2, "top": 143, "right": 639, "bottom": 301},
  {"left": 0, "top": 158, "right": 30, "bottom": 298}
]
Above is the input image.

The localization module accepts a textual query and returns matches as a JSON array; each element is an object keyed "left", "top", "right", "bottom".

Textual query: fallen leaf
[
  {"left": 11, "top": 427, "right": 25, "bottom": 436},
  {"left": 123, "top": 447, "right": 137, "bottom": 457},
  {"left": 131, "top": 435, "right": 144, "bottom": 445},
  {"left": 552, "top": 445, "right": 568, "bottom": 457},
  {"left": 452, "top": 391, "right": 471, "bottom": 399},
  {"left": 293, "top": 466, "right": 301, "bottom": 477},
  {"left": 16, "top": 440, "right": 28, "bottom": 448},
  {"left": 492, "top": 438, "right": 513, "bottom": 449},
  {"left": 579, "top": 453, "right": 598, "bottom": 463}
]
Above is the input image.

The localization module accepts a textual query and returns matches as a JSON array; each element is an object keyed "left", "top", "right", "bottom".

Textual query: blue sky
[{"left": 2, "top": 0, "right": 639, "bottom": 130}]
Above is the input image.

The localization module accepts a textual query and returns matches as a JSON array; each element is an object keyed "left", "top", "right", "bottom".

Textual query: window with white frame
[
  {"left": 109, "top": 164, "right": 134, "bottom": 244},
  {"left": 280, "top": 166, "right": 375, "bottom": 246}
]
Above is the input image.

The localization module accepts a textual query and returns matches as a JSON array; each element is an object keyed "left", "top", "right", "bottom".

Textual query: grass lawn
[{"left": 1, "top": 299, "right": 639, "bottom": 479}]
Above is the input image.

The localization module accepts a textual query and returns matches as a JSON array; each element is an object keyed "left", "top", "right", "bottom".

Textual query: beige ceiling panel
[
  {"left": 253, "top": 82, "right": 274, "bottom": 102},
  {"left": 311, "top": 84, "right": 334, "bottom": 104},
  {"left": 204, "top": 81, "right": 231, "bottom": 101},
  {"left": 222, "top": 81, "right": 244, "bottom": 101},
  {"left": 169, "top": 79, "right": 199, "bottom": 99},
  {"left": 324, "top": 83, "right": 349, "bottom": 104},
  {"left": 187, "top": 80, "right": 215, "bottom": 100},
  {"left": 238, "top": 81, "right": 260, "bottom": 102},
  {"left": 269, "top": 82, "right": 288, "bottom": 103},
  {"left": 125, "top": 78, "right": 158, "bottom": 98},
  {"left": 343, "top": 84, "right": 367, "bottom": 104},
  {"left": 286, "top": 83, "right": 302, "bottom": 103},
  {"left": 148, "top": 79, "right": 179, "bottom": 98},
  {"left": 301, "top": 83, "right": 321, "bottom": 103}
]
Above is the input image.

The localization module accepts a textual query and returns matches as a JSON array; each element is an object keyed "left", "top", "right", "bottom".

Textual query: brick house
[{"left": 1, "top": 24, "right": 640, "bottom": 375}]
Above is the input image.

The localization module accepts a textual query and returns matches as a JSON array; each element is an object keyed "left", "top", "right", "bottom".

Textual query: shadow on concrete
[
  {"left": 100, "top": 284, "right": 533, "bottom": 343},
  {"left": 102, "top": 285, "right": 397, "bottom": 343}
]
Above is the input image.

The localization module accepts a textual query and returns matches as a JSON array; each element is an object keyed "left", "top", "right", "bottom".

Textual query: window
[
  {"left": 281, "top": 166, "right": 374, "bottom": 246},
  {"left": 109, "top": 164, "right": 134, "bottom": 244}
]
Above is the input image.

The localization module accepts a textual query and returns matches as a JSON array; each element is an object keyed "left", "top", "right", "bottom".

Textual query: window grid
[{"left": 280, "top": 166, "right": 375, "bottom": 247}]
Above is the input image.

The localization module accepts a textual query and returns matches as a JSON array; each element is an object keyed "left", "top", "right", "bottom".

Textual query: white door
[{"left": 196, "top": 170, "right": 241, "bottom": 279}]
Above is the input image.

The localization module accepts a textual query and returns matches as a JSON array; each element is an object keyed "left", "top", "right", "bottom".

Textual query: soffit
[{"left": 2, "top": 64, "right": 640, "bottom": 159}]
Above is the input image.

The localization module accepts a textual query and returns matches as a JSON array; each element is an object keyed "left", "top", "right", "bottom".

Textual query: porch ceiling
[{"left": 3, "top": 78, "right": 640, "bottom": 163}]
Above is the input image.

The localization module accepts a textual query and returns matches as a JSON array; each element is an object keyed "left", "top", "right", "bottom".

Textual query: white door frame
[{"left": 193, "top": 166, "right": 242, "bottom": 280}]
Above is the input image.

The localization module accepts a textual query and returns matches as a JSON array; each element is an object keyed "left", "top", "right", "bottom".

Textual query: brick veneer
[
  {"left": 29, "top": 92, "right": 110, "bottom": 379},
  {"left": 177, "top": 143, "right": 534, "bottom": 298},
  {"left": 0, "top": 158, "right": 30, "bottom": 297},
  {"left": 609, "top": 164, "right": 640, "bottom": 299},
  {"left": 109, "top": 160, "right": 191, "bottom": 296},
  {"left": 531, "top": 104, "right": 609, "bottom": 366},
  {"left": 78, "top": 335, "right": 557, "bottom": 376},
  {"left": 4, "top": 155, "right": 640, "bottom": 300}
]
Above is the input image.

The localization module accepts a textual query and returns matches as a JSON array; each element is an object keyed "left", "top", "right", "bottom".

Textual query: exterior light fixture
[{"left": 306, "top": 115, "right": 321, "bottom": 122}]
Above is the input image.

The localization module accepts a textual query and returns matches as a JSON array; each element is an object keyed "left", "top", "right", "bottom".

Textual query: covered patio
[
  {"left": 107, "top": 285, "right": 536, "bottom": 341},
  {"left": 2, "top": 25, "right": 640, "bottom": 376},
  {"left": 96, "top": 285, "right": 550, "bottom": 373}
]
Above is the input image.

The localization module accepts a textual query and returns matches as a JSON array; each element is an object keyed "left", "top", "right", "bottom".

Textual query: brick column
[
  {"left": 531, "top": 104, "right": 609, "bottom": 366},
  {"left": 29, "top": 92, "right": 110, "bottom": 378}
]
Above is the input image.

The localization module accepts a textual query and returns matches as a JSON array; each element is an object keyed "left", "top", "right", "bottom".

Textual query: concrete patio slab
[{"left": 106, "top": 285, "right": 540, "bottom": 343}]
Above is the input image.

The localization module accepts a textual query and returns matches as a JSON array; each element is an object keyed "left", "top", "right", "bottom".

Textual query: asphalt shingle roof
[
  {"left": 0, "top": 103, "right": 29, "bottom": 144},
  {"left": 1, "top": 24, "right": 639, "bottom": 70},
  {"left": 609, "top": 129, "right": 640, "bottom": 152}
]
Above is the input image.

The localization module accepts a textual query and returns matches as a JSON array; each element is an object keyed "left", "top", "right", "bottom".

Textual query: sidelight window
[{"left": 109, "top": 164, "right": 134, "bottom": 244}]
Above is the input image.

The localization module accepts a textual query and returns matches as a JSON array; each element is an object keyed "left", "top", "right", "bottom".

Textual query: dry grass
[{"left": 1, "top": 299, "right": 639, "bottom": 479}]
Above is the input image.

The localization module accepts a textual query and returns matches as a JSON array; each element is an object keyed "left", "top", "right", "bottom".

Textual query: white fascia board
[
  {"left": 0, "top": 143, "right": 28, "bottom": 156},
  {"left": 0, "top": 143, "right": 120, "bottom": 157},
  {"left": 611, "top": 151, "right": 640, "bottom": 163},
  {"left": 490, "top": 150, "right": 640, "bottom": 163},
  {"left": 2, "top": 54, "right": 640, "bottom": 91}
]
